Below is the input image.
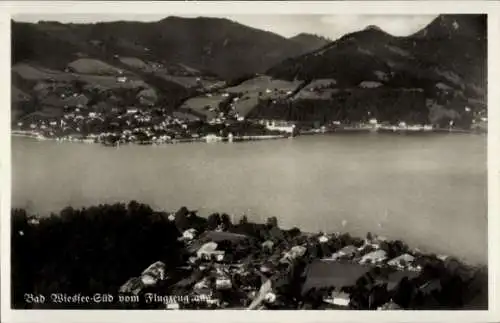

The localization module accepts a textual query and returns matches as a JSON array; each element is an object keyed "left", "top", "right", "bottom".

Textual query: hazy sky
[{"left": 15, "top": 14, "right": 437, "bottom": 40}]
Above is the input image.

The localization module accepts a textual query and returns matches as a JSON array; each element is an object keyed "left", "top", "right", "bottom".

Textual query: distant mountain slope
[
  {"left": 261, "top": 14, "right": 486, "bottom": 127},
  {"left": 290, "top": 33, "right": 330, "bottom": 51},
  {"left": 12, "top": 17, "right": 327, "bottom": 79},
  {"left": 11, "top": 17, "right": 331, "bottom": 121},
  {"left": 269, "top": 15, "right": 485, "bottom": 93}
]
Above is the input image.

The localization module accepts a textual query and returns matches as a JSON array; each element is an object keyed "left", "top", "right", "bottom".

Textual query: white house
[
  {"left": 215, "top": 277, "right": 232, "bottom": 290},
  {"left": 182, "top": 228, "right": 197, "bottom": 240},
  {"left": 359, "top": 249, "right": 387, "bottom": 265},
  {"left": 324, "top": 290, "right": 350, "bottom": 307},
  {"left": 330, "top": 245, "right": 357, "bottom": 260},
  {"left": 205, "top": 134, "right": 223, "bottom": 143},
  {"left": 140, "top": 261, "right": 167, "bottom": 286},
  {"left": 387, "top": 253, "right": 417, "bottom": 270},
  {"left": 265, "top": 120, "right": 296, "bottom": 134}
]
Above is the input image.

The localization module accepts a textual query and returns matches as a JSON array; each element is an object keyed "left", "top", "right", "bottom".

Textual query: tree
[
  {"left": 11, "top": 202, "right": 184, "bottom": 309},
  {"left": 174, "top": 206, "right": 190, "bottom": 231},
  {"left": 239, "top": 215, "right": 248, "bottom": 225},
  {"left": 71, "top": 79, "right": 86, "bottom": 93},
  {"left": 266, "top": 216, "right": 278, "bottom": 228},
  {"left": 220, "top": 213, "right": 232, "bottom": 230},
  {"left": 207, "top": 213, "right": 221, "bottom": 230}
]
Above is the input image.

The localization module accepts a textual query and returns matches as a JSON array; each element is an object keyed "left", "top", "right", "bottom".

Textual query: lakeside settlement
[
  {"left": 105, "top": 206, "right": 488, "bottom": 310},
  {"left": 12, "top": 105, "right": 486, "bottom": 147}
]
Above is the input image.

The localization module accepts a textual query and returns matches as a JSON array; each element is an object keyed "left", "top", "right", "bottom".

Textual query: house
[
  {"left": 330, "top": 245, "right": 358, "bottom": 260},
  {"left": 188, "top": 230, "right": 250, "bottom": 258},
  {"left": 262, "top": 240, "right": 274, "bottom": 252},
  {"left": 182, "top": 228, "right": 197, "bottom": 241},
  {"left": 359, "top": 250, "right": 387, "bottom": 265},
  {"left": 387, "top": 253, "right": 416, "bottom": 270},
  {"left": 140, "top": 261, "right": 167, "bottom": 286},
  {"left": 215, "top": 276, "right": 232, "bottom": 290},
  {"left": 205, "top": 134, "right": 223, "bottom": 143},
  {"left": 265, "top": 120, "right": 296, "bottom": 134},
  {"left": 318, "top": 235, "right": 329, "bottom": 243},
  {"left": 127, "top": 108, "right": 138, "bottom": 114},
  {"left": 377, "top": 300, "right": 402, "bottom": 310},
  {"left": 195, "top": 241, "right": 225, "bottom": 261},
  {"left": 323, "top": 289, "right": 351, "bottom": 307},
  {"left": 280, "top": 245, "right": 307, "bottom": 264}
]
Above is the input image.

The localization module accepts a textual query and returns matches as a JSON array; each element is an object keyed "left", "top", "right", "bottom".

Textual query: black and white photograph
[{"left": 1, "top": 1, "right": 499, "bottom": 321}]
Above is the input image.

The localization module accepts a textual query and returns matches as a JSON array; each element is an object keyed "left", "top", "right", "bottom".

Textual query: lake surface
[{"left": 12, "top": 133, "right": 488, "bottom": 264}]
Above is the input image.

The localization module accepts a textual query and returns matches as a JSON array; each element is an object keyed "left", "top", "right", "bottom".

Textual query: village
[
  {"left": 12, "top": 97, "right": 484, "bottom": 147},
  {"left": 117, "top": 207, "right": 486, "bottom": 310}
]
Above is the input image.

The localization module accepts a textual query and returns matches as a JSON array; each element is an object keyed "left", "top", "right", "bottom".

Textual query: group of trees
[
  {"left": 248, "top": 88, "right": 430, "bottom": 125},
  {"left": 11, "top": 201, "right": 184, "bottom": 309}
]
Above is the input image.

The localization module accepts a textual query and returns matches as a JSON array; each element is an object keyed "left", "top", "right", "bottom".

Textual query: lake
[{"left": 11, "top": 133, "right": 487, "bottom": 265}]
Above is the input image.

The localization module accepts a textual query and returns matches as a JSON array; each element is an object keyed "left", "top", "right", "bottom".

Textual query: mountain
[
  {"left": 12, "top": 17, "right": 327, "bottom": 79},
  {"left": 289, "top": 33, "right": 330, "bottom": 51},
  {"left": 259, "top": 14, "right": 486, "bottom": 127},
  {"left": 11, "top": 17, "right": 330, "bottom": 121}
]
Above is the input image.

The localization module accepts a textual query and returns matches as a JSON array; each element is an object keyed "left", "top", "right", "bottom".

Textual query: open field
[
  {"left": 225, "top": 75, "right": 301, "bottom": 95},
  {"left": 68, "top": 58, "right": 125, "bottom": 75},
  {"left": 12, "top": 63, "right": 73, "bottom": 81},
  {"left": 180, "top": 94, "right": 227, "bottom": 119},
  {"left": 223, "top": 75, "right": 303, "bottom": 117},
  {"left": 13, "top": 63, "right": 149, "bottom": 90}
]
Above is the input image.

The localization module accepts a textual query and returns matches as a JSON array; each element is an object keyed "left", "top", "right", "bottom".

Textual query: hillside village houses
[{"left": 13, "top": 76, "right": 482, "bottom": 145}]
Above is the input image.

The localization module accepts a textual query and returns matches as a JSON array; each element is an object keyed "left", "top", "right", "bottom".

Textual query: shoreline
[
  {"left": 11, "top": 130, "right": 289, "bottom": 145},
  {"left": 11, "top": 127, "right": 485, "bottom": 146},
  {"left": 13, "top": 201, "right": 485, "bottom": 268}
]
